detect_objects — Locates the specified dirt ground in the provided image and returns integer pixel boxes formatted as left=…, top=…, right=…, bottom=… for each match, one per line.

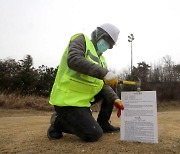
left=0, top=108, right=179, bottom=154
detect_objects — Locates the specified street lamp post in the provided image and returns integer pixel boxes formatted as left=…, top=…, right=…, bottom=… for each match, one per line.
left=128, top=34, right=135, bottom=75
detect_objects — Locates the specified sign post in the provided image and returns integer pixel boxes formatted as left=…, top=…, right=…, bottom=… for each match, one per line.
left=120, top=91, right=158, bottom=143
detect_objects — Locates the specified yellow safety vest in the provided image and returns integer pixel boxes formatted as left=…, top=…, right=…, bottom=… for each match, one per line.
left=49, top=33, right=107, bottom=107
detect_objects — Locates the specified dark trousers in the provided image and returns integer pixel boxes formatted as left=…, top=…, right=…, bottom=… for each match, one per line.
left=54, top=92, right=114, bottom=142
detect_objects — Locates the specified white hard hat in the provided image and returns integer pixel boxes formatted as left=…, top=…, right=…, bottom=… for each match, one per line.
left=99, top=23, right=120, bottom=43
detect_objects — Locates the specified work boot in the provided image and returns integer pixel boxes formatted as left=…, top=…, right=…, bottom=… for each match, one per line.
left=47, top=113, right=63, bottom=140
left=98, top=122, right=120, bottom=133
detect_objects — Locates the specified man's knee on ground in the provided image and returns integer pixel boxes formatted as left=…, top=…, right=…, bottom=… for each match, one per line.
left=82, top=128, right=103, bottom=142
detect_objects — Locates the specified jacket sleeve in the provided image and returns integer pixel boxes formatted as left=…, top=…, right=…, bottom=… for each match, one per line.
left=67, top=34, right=108, bottom=79
left=101, top=85, right=119, bottom=103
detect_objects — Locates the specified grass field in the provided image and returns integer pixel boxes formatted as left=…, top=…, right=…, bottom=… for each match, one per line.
left=0, top=108, right=180, bottom=154
left=0, top=93, right=180, bottom=153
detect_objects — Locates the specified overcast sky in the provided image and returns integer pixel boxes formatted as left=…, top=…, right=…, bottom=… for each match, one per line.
left=0, top=0, right=180, bottom=72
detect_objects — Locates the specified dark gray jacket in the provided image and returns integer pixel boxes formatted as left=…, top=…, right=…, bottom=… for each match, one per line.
left=67, top=34, right=119, bottom=103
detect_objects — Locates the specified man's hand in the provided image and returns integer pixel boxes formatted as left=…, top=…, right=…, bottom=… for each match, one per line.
left=114, top=99, right=124, bottom=118
left=103, top=72, right=118, bottom=87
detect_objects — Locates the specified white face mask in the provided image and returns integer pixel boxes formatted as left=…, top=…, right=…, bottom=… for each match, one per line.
left=97, top=39, right=110, bottom=55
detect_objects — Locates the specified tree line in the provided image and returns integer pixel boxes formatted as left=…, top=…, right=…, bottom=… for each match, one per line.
left=0, top=55, right=180, bottom=100
left=118, top=55, right=180, bottom=101
left=0, top=55, right=57, bottom=96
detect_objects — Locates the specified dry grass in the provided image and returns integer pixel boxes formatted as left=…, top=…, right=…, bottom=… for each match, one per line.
left=0, top=93, right=180, bottom=153
left=157, top=100, right=180, bottom=111
left=0, top=93, right=101, bottom=112
left=0, top=109, right=179, bottom=154
left=0, top=93, right=179, bottom=112
left=0, top=93, right=53, bottom=111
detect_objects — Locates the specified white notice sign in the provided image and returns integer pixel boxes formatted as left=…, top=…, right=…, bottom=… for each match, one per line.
left=120, top=91, right=158, bottom=143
